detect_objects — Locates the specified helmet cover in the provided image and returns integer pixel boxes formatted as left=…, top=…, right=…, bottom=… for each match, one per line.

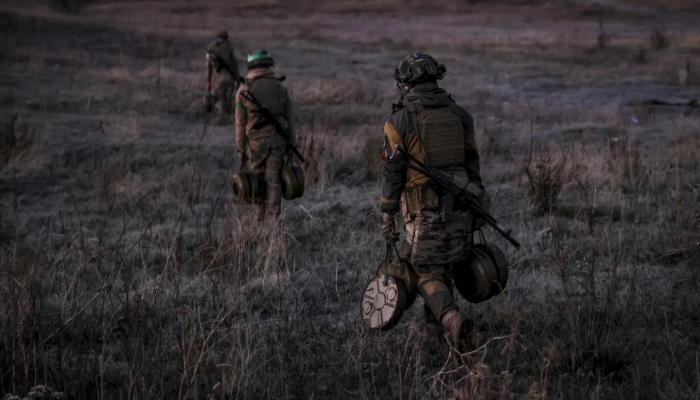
left=247, top=49, right=275, bottom=69
left=217, top=30, right=229, bottom=40
left=394, top=53, right=446, bottom=86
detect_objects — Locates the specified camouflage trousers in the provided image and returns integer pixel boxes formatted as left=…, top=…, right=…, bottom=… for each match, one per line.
left=402, top=208, right=474, bottom=323
left=414, top=263, right=458, bottom=325
left=214, top=78, right=236, bottom=121
left=249, top=134, right=286, bottom=220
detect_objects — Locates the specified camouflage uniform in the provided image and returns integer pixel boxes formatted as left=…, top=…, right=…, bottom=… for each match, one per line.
left=206, top=33, right=240, bottom=122
left=235, top=68, right=293, bottom=220
left=381, top=81, right=482, bottom=328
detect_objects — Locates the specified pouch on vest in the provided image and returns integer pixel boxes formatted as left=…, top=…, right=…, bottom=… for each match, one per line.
left=405, top=187, right=440, bottom=213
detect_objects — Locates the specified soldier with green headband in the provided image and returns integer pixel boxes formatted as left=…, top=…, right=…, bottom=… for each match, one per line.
left=235, top=49, right=294, bottom=221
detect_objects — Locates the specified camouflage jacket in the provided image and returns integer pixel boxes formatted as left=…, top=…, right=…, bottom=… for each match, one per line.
left=206, top=38, right=239, bottom=80
left=380, top=82, right=482, bottom=215
left=235, top=68, right=293, bottom=151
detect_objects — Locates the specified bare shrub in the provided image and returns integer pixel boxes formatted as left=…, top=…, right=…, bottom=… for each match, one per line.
left=659, top=207, right=700, bottom=261
left=5, top=385, right=66, bottom=400
left=551, top=219, right=637, bottom=369
left=526, top=149, right=567, bottom=213
left=475, top=121, right=503, bottom=163
left=296, top=127, right=331, bottom=187
left=636, top=47, right=647, bottom=63
left=93, top=153, right=133, bottom=201
left=597, top=20, right=610, bottom=50
left=293, top=113, right=355, bottom=188
left=169, top=163, right=209, bottom=208
left=651, top=28, right=667, bottom=50
left=0, top=115, right=16, bottom=168
left=607, top=127, right=629, bottom=160
left=50, top=0, right=92, bottom=14
left=359, top=134, right=383, bottom=181
left=0, top=114, right=35, bottom=170
left=618, top=149, right=647, bottom=193
left=292, top=78, right=387, bottom=107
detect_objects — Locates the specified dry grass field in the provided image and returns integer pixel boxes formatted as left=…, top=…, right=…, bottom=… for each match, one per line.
left=1, top=0, right=700, bottom=399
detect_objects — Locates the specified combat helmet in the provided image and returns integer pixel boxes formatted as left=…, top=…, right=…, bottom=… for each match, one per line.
left=247, top=49, right=275, bottom=69
left=394, top=53, right=446, bottom=87
left=217, top=30, right=229, bottom=40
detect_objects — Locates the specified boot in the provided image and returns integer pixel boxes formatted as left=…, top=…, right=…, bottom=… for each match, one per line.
left=422, top=303, right=444, bottom=338
left=254, top=204, right=265, bottom=222
left=423, top=321, right=445, bottom=339
left=441, top=310, right=462, bottom=347
left=441, top=310, right=473, bottom=350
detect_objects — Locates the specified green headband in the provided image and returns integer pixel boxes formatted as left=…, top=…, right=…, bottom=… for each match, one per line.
left=247, top=51, right=272, bottom=63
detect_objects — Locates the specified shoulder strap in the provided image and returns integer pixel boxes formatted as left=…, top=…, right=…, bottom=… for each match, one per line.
left=391, top=101, right=404, bottom=114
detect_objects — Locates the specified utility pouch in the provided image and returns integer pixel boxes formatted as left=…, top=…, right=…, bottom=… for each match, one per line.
left=418, top=187, right=440, bottom=210
left=404, top=189, right=420, bottom=214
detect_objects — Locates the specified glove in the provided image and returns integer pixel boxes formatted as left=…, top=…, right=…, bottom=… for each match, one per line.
left=238, top=151, right=248, bottom=171
left=381, top=212, right=399, bottom=244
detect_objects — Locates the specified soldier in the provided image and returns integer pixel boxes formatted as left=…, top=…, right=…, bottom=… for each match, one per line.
left=235, top=49, right=294, bottom=220
left=206, top=30, right=240, bottom=124
left=380, top=53, right=485, bottom=347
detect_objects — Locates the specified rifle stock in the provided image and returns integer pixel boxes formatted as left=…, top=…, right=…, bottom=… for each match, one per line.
left=389, top=144, right=521, bottom=249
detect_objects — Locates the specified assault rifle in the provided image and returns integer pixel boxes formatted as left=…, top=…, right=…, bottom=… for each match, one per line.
left=207, top=49, right=239, bottom=80
left=389, top=144, right=521, bottom=249
left=239, top=90, right=306, bottom=163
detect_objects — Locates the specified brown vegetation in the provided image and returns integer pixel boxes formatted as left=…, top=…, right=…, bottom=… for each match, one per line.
left=1, top=1, right=700, bottom=399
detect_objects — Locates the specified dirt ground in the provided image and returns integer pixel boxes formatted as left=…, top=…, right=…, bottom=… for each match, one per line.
left=1, top=0, right=700, bottom=399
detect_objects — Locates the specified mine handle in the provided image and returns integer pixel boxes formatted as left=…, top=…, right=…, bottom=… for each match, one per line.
left=383, top=240, right=402, bottom=286
left=239, top=90, right=306, bottom=163
left=389, top=144, right=521, bottom=249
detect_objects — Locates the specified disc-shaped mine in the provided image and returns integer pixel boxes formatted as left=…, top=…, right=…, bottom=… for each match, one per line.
left=280, top=166, right=305, bottom=200
left=361, top=275, right=407, bottom=330
left=231, top=173, right=251, bottom=204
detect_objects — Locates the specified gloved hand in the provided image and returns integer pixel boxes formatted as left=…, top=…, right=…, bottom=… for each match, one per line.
left=238, top=151, right=248, bottom=171
left=381, top=212, right=399, bottom=243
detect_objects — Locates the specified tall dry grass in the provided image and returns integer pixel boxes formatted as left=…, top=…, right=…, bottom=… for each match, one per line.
left=2, top=2, right=700, bottom=399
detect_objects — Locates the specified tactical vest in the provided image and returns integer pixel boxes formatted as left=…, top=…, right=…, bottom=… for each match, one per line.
left=247, top=77, right=286, bottom=117
left=404, top=101, right=468, bottom=212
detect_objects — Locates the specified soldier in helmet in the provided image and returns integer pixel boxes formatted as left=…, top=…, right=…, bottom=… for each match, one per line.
left=206, top=30, right=240, bottom=124
left=235, top=49, right=294, bottom=220
left=380, top=53, right=485, bottom=347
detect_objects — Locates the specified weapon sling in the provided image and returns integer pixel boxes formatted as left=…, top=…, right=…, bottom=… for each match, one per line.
left=239, top=90, right=306, bottom=163
left=389, top=144, right=521, bottom=248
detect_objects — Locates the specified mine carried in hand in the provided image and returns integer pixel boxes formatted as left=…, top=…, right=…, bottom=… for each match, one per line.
left=361, top=243, right=418, bottom=330
left=231, top=171, right=261, bottom=205
left=231, top=159, right=305, bottom=204
left=280, top=163, right=305, bottom=200
left=454, top=242, right=509, bottom=303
